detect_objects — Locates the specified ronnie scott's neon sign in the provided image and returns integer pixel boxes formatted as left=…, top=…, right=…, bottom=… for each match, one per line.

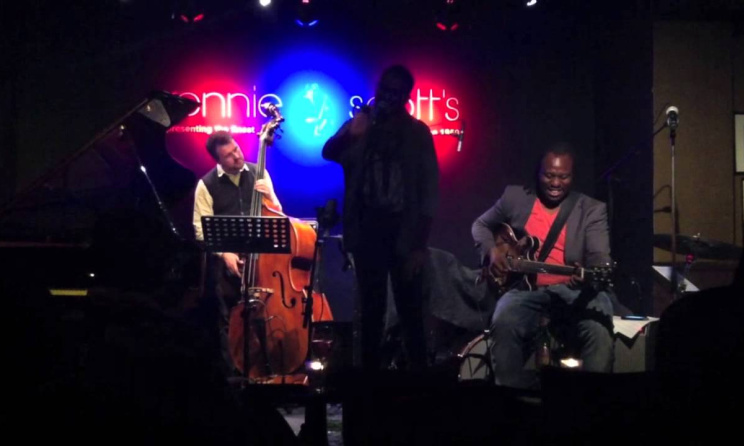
left=349, top=89, right=460, bottom=122
left=169, top=86, right=462, bottom=136
left=177, top=87, right=283, bottom=119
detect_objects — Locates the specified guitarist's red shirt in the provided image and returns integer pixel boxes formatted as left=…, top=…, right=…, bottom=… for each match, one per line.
left=524, top=199, right=570, bottom=287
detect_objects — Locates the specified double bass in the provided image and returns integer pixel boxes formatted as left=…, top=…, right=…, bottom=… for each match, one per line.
left=227, top=103, right=333, bottom=382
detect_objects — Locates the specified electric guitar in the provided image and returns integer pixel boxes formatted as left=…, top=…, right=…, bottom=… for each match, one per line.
left=483, top=223, right=614, bottom=296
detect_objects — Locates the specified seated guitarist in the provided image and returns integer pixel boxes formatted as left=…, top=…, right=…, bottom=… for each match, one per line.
left=471, top=142, right=614, bottom=389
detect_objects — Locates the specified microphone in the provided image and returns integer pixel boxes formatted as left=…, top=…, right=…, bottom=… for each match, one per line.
left=324, top=198, right=338, bottom=214
left=665, top=106, right=679, bottom=130
left=261, top=102, right=285, bottom=122
left=456, top=120, right=466, bottom=152
left=316, top=198, right=339, bottom=237
left=352, top=104, right=376, bottom=126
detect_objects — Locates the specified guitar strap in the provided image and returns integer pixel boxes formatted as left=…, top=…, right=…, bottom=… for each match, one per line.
left=537, top=191, right=579, bottom=263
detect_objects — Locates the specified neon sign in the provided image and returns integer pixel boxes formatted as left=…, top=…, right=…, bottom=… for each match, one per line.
left=169, top=86, right=462, bottom=135
left=160, top=40, right=472, bottom=224
left=177, top=86, right=283, bottom=119
left=349, top=88, right=460, bottom=122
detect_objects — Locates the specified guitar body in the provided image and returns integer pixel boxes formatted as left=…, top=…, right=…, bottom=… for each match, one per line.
left=488, top=223, right=541, bottom=294
left=484, top=223, right=614, bottom=297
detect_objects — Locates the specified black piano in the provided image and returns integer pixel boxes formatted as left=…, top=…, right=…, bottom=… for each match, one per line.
left=1, top=91, right=315, bottom=444
left=0, top=91, right=201, bottom=299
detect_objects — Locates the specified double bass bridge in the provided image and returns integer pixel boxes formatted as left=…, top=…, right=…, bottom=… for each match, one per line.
left=245, top=287, right=274, bottom=308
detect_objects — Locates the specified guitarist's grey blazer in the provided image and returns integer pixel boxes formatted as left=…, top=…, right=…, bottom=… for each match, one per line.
left=471, top=185, right=612, bottom=269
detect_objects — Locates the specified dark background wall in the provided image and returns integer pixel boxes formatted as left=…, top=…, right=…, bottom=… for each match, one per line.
left=2, top=1, right=665, bottom=313
left=651, top=20, right=744, bottom=314
left=592, top=14, right=654, bottom=315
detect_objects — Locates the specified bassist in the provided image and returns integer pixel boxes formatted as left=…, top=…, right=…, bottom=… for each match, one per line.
left=193, top=130, right=282, bottom=376
left=471, top=143, right=614, bottom=389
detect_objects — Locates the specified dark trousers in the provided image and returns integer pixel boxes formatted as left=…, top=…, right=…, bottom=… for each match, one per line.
left=196, top=256, right=241, bottom=377
left=352, top=214, right=427, bottom=371
left=489, top=284, right=615, bottom=389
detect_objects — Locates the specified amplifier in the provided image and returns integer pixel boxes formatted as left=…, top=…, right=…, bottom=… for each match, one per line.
left=613, top=316, right=659, bottom=373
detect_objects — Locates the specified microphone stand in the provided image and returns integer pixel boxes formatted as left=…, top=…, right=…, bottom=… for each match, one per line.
left=299, top=203, right=337, bottom=446
left=303, top=200, right=339, bottom=362
left=596, top=126, right=668, bottom=314
left=668, top=125, right=679, bottom=300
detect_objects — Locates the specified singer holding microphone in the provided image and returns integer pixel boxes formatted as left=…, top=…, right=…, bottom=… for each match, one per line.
left=322, top=65, right=440, bottom=372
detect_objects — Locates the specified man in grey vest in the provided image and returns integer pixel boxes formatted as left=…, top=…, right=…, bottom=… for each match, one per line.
left=193, top=131, right=282, bottom=374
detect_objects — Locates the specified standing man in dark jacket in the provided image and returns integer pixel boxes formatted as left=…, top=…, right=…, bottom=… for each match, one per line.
left=322, top=65, right=440, bottom=371
left=472, top=143, right=614, bottom=388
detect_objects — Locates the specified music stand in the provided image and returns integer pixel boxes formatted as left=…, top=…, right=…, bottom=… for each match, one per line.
left=201, top=215, right=291, bottom=383
left=202, top=215, right=291, bottom=254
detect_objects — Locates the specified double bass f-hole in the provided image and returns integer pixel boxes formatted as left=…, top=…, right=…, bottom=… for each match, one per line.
left=270, top=270, right=296, bottom=309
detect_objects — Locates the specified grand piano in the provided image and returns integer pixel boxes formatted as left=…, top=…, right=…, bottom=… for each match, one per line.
left=0, top=91, right=201, bottom=298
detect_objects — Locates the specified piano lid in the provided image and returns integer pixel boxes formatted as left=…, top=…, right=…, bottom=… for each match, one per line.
left=0, top=91, right=200, bottom=246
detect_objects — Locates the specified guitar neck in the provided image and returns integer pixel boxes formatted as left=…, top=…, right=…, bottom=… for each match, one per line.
left=512, top=260, right=581, bottom=277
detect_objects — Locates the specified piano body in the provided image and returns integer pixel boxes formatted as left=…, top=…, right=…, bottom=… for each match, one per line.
left=0, top=91, right=201, bottom=299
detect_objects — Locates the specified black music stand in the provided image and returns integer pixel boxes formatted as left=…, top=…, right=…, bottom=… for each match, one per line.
left=202, top=215, right=291, bottom=255
left=201, top=215, right=291, bottom=383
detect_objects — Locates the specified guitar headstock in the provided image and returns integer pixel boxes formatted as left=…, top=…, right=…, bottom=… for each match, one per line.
left=587, top=263, right=615, bottom=290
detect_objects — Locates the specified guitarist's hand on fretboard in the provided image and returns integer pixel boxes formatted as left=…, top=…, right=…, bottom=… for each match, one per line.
left=568, top=262, right=585, bottom=288
left=488, top=246, right=510, bottom=277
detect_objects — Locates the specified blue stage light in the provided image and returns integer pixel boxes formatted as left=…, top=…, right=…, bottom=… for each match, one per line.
left=275, top=71, right=347, bottom=166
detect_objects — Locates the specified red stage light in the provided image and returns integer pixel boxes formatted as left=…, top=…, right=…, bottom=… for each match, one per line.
left=435, top=0, right=461, bottom=32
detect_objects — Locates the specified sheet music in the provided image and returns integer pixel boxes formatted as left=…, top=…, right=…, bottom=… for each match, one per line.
left=652, top=265, right=700, bottom=292
left=613, top=316, right=659, bottom=339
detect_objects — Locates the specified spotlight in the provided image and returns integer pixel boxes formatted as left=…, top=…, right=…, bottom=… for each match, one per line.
left=296, top=0, right=319, bottom=27
left=172, top=0, right=205, bottom=24
left=435, top=0, right=461, bottom=32
left=526, top=0, right=537, bottom=6
left=259, top=0, right=271, bottom=7
left=307, top=360, right=325, bottom=371
left=559, top=357, right=583, bottom=369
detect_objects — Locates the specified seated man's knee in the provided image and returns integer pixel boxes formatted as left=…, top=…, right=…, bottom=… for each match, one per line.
left=577, top=319, right=614, bottom=346
left=590, top=291, right=614, bottom=316
left=490, top=313, right=521, bottom=339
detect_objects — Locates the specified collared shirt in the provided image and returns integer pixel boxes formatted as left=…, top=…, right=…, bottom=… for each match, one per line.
left=193, top=164, right=281, bottom=241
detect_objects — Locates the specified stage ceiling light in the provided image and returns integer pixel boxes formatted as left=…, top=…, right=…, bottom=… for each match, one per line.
left=296, top=0, right=319, bottom=27
left=259, top=0, right=272, bottom=7
left=435, top=0, right=461, bottom=32
left=171, top=0, right=205, bottom=24
left=526, top=0, right=538, bottom=7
